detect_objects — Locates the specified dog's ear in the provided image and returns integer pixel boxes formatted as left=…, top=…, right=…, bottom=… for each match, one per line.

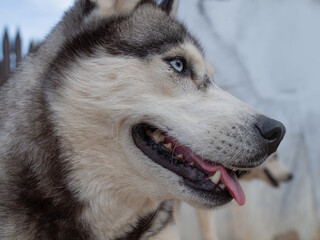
left=90, top=0, right=141, bottom=18
left=159, top=0, right=179, bottom=17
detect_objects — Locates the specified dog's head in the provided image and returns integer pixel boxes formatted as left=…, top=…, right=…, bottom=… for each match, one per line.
left=47, top=0, right=286, bottom=208
left=241, top=153, right=293, bottom=187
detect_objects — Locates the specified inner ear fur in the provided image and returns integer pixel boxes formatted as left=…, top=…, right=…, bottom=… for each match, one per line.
left=159, top=0, right=179, bottom=17
left=90, top=0, right=141, bottom=18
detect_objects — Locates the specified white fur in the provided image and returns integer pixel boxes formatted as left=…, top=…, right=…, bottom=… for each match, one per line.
left=194, top=154, right=293, bottom=240
left=91, top=0, right=141, bottom=18
left=151, top=223, right=180, bottom=240
left=169, top=0, right=179, bottom=18
left=0, top=1, right=272, bottom=239
left=47, top=38, right=261, bottom=237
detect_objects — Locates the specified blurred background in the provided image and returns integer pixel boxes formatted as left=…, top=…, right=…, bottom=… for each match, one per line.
left=1, top=0, right=319, bottom=239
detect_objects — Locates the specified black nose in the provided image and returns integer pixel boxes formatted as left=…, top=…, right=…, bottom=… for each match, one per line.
left=255, top=116, right=286, bottom=155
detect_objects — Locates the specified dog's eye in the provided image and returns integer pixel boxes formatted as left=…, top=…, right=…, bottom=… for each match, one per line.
left=169, top=59, right=184, bottom=73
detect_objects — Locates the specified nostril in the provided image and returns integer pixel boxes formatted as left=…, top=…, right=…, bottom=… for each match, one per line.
left=255, top=115, right=286, bottom=154
left=262, top=126, right=282, bottom=142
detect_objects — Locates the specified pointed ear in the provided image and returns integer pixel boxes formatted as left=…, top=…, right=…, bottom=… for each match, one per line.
left=90, top=0, right=141, bottom=18
left=159, top=0, right=179, bottom=17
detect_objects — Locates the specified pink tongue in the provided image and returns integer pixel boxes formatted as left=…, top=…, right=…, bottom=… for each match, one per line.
left=166, top=138, right=246, bottom=206
left=222, top=169, right=246, bottom=206
left=198, top=163, right=246, bottom=206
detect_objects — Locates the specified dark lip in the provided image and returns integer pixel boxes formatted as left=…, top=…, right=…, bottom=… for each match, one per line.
left=132, top=124, right=208, bottom=182
left=131, top=123, right=247, bottom=205
left=184, top=178, right=233, bottom=207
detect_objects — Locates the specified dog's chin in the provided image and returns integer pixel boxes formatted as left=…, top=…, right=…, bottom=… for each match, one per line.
left=131, top=123, right=259, bottom=207
left=181, top=180, right=233, bottom=208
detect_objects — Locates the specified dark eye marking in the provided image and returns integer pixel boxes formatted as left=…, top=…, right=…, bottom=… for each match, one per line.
left=198, top=74, right=213, bottom=90
left=163, top=57, right=212, bottom=90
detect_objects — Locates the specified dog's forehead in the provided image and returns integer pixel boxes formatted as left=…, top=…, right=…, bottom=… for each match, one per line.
left=112, top=2, right=203, bottom=57
left=54, top=1, right=204, bottom=73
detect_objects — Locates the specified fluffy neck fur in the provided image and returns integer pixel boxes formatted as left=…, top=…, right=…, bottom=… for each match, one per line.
left=0, top=1, right=174, bottom=238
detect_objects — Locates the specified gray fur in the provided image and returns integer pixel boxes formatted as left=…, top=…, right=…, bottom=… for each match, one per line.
left=0, top=1, right=179, bottom=239
left=0, top=0, right=284, bottom=239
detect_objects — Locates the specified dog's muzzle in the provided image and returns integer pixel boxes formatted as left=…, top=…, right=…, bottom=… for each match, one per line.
left=131, top=116, right=285, bottom=207
left=132, top=124, right=249, bottom=206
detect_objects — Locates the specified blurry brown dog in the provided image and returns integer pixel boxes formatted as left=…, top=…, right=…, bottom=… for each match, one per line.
left=194, top=153, right=293, bottom=240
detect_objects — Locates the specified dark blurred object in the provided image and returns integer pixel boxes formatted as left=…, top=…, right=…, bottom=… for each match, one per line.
left=0, top=29, right=11, bottom=86
left=0, top=29, right=21, bottom=86
left=273, top=230, right=300, bottom=240
left=0, top=29, right=40, bottom=86
left=28, top=40, right=41, bottom=54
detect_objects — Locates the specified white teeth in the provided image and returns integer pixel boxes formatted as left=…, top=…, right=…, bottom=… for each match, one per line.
left=219, top=183, right=226, bottom=190
left=146, top=129, right=153, bottom=137
left=176, top=154, right=184, bottom=161
left=210, top=170, right=221, bottom=185
left=188, top=162, right=195, bottom=167
left=146, top=129, right=165, bottom=143
left=151, top=130, right=165, bottom=143
left=163, top=143, right=173, bottom=151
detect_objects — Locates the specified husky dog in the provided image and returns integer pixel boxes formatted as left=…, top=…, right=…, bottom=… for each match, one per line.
left=0, top=0, right=286, bottom=239
left=240, top=152, right=293, bottom=187
left=195, top=153, right=293, bottom=240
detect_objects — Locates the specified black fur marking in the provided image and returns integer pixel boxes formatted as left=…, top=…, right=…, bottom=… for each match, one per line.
left=114, top=210, right=159, bottom=240
left=198, top=74, right=213, bottom=91
left=1, top=90, right=93, bottom=239
left=47, top=0, right=202, bottom=88
left=83, top=0, right=96, bottom=16
left=159, top=0, right=175, bottom=14
left=145, top=200, right=175, bottom=239
left=114, top=201, right=174, bottom=240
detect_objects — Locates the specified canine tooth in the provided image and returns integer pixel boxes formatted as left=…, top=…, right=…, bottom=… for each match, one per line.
left=176, top=154, right=184, bottom=161
left=146, top=129, right=153, bottom=137
left=188, top=162, right=195, bottom=167
left=163, top=143, right=173, bottom=151
left=210, top=170, right=221, bottom=185
left=219, top=183, right=226, bottom=190
left=151, top=130, right=165, bottom=143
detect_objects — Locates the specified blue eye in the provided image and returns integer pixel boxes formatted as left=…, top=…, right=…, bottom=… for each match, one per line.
left=169, top=59, right=184, bottom=72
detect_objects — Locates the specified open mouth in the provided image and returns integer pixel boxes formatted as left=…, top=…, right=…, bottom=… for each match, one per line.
left=132, top=124, right=249, bottom=206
